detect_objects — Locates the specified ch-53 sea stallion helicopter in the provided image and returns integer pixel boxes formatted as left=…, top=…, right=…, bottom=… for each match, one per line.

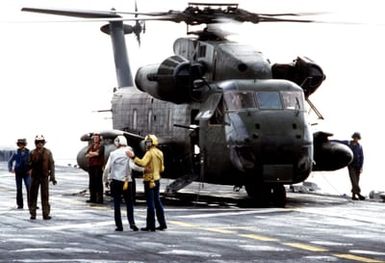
left=23, top=3, right=353, bottom=207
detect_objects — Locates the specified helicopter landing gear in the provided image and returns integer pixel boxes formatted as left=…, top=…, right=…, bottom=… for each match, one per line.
left=245, top=183, right=286, bottom=207
left=270, top=184, right=286, bottom=208
left=164, top=174, right=198, bottom=196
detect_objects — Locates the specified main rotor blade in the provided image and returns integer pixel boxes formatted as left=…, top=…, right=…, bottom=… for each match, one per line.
left=22, top=7, right=121, bottom=18
left=258, top=15, right=315, bottom=23
left=22, top=7, right=176, bottom=23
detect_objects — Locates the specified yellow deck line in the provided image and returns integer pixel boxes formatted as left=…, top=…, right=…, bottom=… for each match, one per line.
left=240, top=233, right=279, bottom=242
left=335, top=254, right=385, bottom=263
left=284, top=242, right=328, bottom=252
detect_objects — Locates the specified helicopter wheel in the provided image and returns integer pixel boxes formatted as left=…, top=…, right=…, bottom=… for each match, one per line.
left=245, top=183, right=286, bottom=207
left=245, top=183, right=270, bottom=207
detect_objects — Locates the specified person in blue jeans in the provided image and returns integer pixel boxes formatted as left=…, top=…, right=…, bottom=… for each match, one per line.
left=8, top=138, right=31, bottom=209
left=129, top=134, right=167, bottom=232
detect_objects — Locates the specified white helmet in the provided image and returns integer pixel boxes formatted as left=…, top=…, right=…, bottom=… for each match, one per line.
left=34, top=135, right=46, bottom=144
left=114, top=135, right=127, bottom=147
left=35, top=135, right=45, bottom=140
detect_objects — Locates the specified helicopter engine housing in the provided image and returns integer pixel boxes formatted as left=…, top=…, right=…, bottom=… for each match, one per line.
left=135, top=55, right=204, bottom=103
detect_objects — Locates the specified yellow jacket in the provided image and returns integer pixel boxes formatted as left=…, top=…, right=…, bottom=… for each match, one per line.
left=134, top=146, right=164, bottom=182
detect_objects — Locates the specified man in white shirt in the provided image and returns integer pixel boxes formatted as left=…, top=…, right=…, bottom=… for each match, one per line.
left=103, top=135, right=143, bottom=231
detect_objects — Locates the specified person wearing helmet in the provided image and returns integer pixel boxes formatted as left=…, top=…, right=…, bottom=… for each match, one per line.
left=28, top=135, right=56, bottom=220
left=8, top=138, right=30, bottom=209
left=103, top=135, right=144, bottom=231
left=128, top=134, right=167, bottom=231
left=85, top=132, right=105, bottom=204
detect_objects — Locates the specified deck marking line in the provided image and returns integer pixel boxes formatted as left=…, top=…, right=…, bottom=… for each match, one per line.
left=203, top=228, right=236, bottom=234
left=240, top=234, right=279, bottom=242
left=334, top=253, right=385, bottom=263
left=169, top=220, right=197, bottom=228
left=284, top=242, right=328, bottom=252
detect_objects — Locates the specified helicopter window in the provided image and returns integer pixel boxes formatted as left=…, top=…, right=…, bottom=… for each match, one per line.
left=224, top=91, right=256, bottom=111
left=132, top=109, right=138, bottom=130
left=198, top=45, right=207, bottom=58
left=210, top=98, right=224, bottom=125
left=256, top=92, right=282, bottom=110
left=167, top=109, right=172, bottom=132
left=281, top=91, right=304, bottom=110
left=148, top=109, right=153, bottom=129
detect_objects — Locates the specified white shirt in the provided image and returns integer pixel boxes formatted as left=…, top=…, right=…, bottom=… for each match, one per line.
left=103, top=146, right=143, bottom=183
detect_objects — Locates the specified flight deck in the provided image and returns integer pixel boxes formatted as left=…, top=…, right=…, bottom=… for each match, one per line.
left=1, top=162, right=384, bottom=262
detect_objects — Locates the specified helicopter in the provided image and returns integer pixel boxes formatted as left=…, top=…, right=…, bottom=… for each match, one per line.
left=22, top=3, right=353, bottom=207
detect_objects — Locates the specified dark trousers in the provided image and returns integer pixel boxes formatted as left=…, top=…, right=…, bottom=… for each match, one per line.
left=111, top=179, right=136, bottom=229
left=15, top=171, right=31, bottom=208
left=348, top=166, right=361, bottom=195
left=144, top=180, right=167, bottom=230
left=88, top=166, right=104, bottom=203
left=29, top=176, right=50, bottom=218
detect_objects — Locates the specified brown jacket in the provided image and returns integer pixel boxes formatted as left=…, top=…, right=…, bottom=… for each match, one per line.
left=29, top=147, right=55, bottom=181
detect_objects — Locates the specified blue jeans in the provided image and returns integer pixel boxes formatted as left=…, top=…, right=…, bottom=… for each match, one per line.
left=111, top=180, right=136, bottom=229
left=15, top=171, right=31, bottom=208
left=144, top=180, right=167, bottom=230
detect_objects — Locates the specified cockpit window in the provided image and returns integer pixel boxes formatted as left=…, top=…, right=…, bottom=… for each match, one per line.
left=281, top=91, right=304, bottom=110
left=256, top=91, right=282, bottom=110
left=224, top=90, right=304, bottom=111
left=224, top=91, right=256, bottom=111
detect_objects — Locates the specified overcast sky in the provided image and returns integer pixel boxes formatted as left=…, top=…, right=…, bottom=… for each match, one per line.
left=1, top=0, right=384, bottom=194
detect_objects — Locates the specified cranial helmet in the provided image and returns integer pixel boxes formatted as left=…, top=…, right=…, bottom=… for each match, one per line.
left=16, top=138, right=27, bottom=145
left=34, top=135, right=46, bottom=144
left=145, top=134, right=159, bottom=146
left=114, top=135, right=127, bottom=146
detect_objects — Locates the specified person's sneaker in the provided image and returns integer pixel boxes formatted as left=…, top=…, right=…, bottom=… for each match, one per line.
left=43, top=216, right=51, bottom=220
left=358, top=194, right=366, bottom=200
left=30, top=216, right=36, bottom=220
left=115, top=227, right=123, bottom=232
left=156, top=225, right=167, bottom=231
left=17, top=206, right=23, bottom=209
left=130, top=225, right=139, bottom=231
left=352, top=194, right=358, bottom=200
left=141, top=227, right=155, bottom=232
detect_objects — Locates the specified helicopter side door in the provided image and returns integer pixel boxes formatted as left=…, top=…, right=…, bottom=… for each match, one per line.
left=195, top=93, right=236, bottom=184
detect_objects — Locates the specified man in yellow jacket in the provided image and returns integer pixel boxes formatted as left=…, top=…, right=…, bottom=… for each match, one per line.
left=129, top=134, right=167, bottom=231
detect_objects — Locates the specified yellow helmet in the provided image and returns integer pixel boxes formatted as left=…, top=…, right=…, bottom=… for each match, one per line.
left=145, top=134, right=159, bottom=146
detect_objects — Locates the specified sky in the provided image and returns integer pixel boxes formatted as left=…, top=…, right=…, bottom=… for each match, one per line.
left=0, top=0, right=384, bottom=195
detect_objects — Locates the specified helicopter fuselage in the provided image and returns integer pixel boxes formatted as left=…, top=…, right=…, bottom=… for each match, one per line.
left=111, top=38, right=314, bottom=188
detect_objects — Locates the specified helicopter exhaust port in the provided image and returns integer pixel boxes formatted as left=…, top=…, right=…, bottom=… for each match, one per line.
left=135, top=55, right=205, bottom=104
left=272, top=56, right=326, bottom=97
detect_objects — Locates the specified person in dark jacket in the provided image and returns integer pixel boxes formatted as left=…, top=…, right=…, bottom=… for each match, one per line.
left=8, top=138, right=30, bottom=209
left=343, top=132, right=365, bottom=200
left=85, top=132, right=105, bottom=204
left=29, top=135, right=56, bottom=220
